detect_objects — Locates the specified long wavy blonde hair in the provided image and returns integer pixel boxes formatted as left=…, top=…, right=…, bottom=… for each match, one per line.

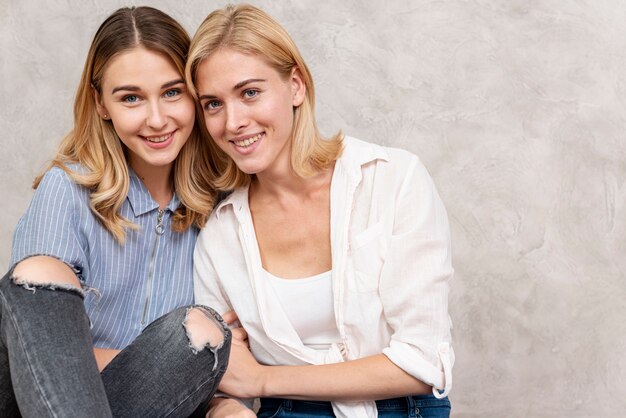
left=186, top=4, right=343, bottom=190
left=36, top=6, right=217, bottom=243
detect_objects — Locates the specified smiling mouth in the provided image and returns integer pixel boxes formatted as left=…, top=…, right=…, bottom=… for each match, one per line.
left=143, top=131, right=174, bottom=143
left=231, top=133, right=263, bottom=147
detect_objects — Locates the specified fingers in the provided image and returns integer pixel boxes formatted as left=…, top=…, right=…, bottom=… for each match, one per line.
left=221, top=311, right=248, bottom=347
left=231, top=327, right=249, bottom=349
left=231, top=326, right=248, bottom=342
left=221, top=310, right=239, bottom=325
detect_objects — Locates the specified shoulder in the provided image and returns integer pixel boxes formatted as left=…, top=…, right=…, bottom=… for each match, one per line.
left=39, top=165, right=71, bottom=185
left=340, top=136, right=423, bottom=177
left=198, top=188, right=246, bottom=246
left=35, top=166, right=75, bottom=199
left=30, top=164, right=93, bottom=216
left=340, top=136, right=388, bottom=161
left=37, top=163, right=88, bottom=192
left=11, top=165, right=91, bottom=271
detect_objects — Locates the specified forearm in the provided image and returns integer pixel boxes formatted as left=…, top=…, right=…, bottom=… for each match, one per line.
left=260, top=353, right=430, bottom=401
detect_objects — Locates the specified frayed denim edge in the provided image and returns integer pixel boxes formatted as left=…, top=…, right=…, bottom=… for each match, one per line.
left=9, top=274, right=101, bottom=299
left=182, top=306, right=227, bottom=372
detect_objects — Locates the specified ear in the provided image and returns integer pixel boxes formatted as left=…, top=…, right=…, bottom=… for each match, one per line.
left=290, top=67, right=306, bottom=107
left=92, top=86, right=110, bottom=120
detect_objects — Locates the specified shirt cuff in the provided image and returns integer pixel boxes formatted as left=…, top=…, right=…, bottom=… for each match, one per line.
left=382, top=341, right=454, bottom=398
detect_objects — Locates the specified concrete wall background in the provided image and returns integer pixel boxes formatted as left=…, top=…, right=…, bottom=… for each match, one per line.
left=1, top=0, right=624, bottom=416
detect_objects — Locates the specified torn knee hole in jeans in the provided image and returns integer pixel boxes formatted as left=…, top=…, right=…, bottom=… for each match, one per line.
left=183, top=307, right=228, bottom=370
left=8, top=275, right=99, bottom=299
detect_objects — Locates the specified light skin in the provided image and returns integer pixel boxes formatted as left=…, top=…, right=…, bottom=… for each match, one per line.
left=197, top=48, right=331, bottom=279
left=95, top=46, right=195, bottom=207
left=197, top=49, right=303, bottom=181
left=14, top=46, right=195, bottom=372
left=196, top=48, right=431, bottom=417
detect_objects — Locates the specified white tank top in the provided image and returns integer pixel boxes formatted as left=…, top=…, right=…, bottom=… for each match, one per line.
left=265, top=269, right=341, bottom=351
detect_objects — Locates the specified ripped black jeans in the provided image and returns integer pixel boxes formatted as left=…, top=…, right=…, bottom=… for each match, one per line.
left=0, top=272, right=231, bottom=417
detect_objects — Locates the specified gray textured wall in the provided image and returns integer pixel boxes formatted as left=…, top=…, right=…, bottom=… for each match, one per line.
left=1, top=0, right=624, bottom=416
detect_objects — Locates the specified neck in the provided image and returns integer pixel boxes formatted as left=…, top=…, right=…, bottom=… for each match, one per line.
left=251, top=162, right=334, bottom=203
left=130, top=162, right=174, bottom=209
left=254, top=169, right=306, bottom=197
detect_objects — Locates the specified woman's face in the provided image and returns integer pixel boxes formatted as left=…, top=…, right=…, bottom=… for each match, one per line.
left=195, top=48, right=305, bottom=176
left=95, top=47, right=195, bottom=176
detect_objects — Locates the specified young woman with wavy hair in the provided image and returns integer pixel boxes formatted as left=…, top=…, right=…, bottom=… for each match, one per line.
left=188, top=4, right=453, bottom=418
left=0, top=7, right=230, bottom=417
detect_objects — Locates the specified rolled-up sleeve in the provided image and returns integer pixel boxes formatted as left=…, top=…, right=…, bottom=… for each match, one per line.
left=379, top=155, right=454, bottom=398
left=10, top=167, right=88, bottom=280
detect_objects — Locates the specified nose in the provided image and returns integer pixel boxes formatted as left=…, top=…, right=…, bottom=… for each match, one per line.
left=146, top=101, right=167, bottom=130
left=225, top=102, right=249, bottom=133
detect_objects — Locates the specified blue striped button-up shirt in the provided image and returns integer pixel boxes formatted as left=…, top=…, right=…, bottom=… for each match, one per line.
left=10, top=166, right=198, bottom=349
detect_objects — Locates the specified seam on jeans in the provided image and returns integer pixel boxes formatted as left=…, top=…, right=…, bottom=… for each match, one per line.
left=0, top=286, right=56, bottom=416
left=260, top=404, right=283, bottom=418
left=412, top=396, right=451, bottom=408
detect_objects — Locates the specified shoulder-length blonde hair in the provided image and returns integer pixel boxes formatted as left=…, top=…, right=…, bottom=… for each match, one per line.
left=186, top=3, right=343, bottom=190
left=37, top=6, right=217, bottom=243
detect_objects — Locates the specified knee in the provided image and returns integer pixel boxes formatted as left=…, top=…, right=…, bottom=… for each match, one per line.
left=183, top=307, right=230, bottom=353
left=12, top=256, right=82, bottom=290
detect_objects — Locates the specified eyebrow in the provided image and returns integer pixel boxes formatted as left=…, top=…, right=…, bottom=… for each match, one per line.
left=199, top=78, right=267, bottom=101
left=111, top=79, right=185, bottom=94
left=234, top=78, right=266, bottom=90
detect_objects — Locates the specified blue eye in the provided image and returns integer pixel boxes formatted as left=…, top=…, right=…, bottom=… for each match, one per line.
left=243, top=89, right=259, bottom=99
left=123, top=95, right=140, bottom=103
left=204, top=100, right=221, bottom=111
left=164, top=89, right=181, bottom=98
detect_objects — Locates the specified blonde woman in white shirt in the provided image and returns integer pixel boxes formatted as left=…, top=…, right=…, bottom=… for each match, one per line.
left=187, top=4, right=454, bottom=418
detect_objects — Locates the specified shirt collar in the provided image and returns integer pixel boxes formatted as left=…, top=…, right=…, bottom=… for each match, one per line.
left=213, top=136, right=388, bottom=219
left=127, top=169, right=180, bottom=217
left=335, top=136, right=389, bottom=183
left=214, top=186, right=248, bottom=221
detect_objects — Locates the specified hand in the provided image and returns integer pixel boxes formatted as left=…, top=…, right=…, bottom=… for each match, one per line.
left=205, top=397, right=255, bottom=418
left=221, top=310, right=240, bottom=327
left=219, top=340, right=266, bottom=398
left=222, top=311, right=248, bottom=348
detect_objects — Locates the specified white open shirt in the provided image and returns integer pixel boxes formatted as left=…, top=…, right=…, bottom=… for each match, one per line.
left=194, top=137, right=454, bottom=418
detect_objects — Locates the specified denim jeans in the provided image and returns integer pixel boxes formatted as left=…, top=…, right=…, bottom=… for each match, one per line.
left=257, top=395, right=451, bottom=418
left=0, top=272, right=231, bottom=417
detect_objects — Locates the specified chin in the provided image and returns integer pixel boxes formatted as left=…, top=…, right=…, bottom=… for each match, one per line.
left=231, top=160, right=264, bottom=175
left=149, top=158, right=177, bottom=168
left=239, top=167, right=261, bottom=175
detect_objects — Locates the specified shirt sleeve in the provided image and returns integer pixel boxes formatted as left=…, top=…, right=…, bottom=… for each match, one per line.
left=379, top=155, right=454, bottom=399
left=193, top=224, right=255, bottom=410
left=10, top=167, right=89, bottom=281
left=193, top=225, right=232, bottom=316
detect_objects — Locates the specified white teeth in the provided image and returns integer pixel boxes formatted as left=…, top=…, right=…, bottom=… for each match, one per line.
left=233, top=133, right=262, bottom=147
left=145, top=133, right=171, bottom=143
